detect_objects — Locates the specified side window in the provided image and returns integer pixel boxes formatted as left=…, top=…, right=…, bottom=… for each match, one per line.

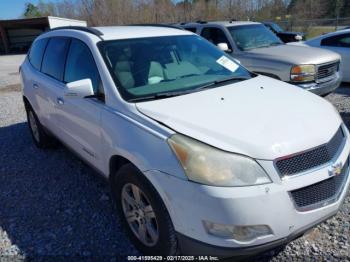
left=41, top=37, right=70, bottom=81
left=28, top=38, right=48, bottom=70
left=321, top=34, right=350, bottom=47
left=201, top=27, right=232, bottom=49
left=64, top=39, right=101, bottom=94
left=185, top=27, right=197, bottom=33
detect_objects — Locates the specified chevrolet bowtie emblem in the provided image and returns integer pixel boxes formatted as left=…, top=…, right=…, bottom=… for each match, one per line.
left=329, top=162, right=343, bottom=177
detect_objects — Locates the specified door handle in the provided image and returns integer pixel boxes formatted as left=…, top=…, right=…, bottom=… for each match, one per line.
left=57, top=97, right=64, bottom=105
left=33, top=84, right=39, bottom=89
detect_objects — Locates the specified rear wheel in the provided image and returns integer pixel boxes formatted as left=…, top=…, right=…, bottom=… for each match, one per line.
left=111, top=164, right=178, bottom=255
left=26, top=107, right=56, bottom=148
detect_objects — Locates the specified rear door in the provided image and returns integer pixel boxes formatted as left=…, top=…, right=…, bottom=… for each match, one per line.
left=37, top=37, right=71, bottom=135
left=25, top=38, right=49, bottom=125
left=321, top=33, right=350, bottom=81
left=55, top=38, right=104, bottom=169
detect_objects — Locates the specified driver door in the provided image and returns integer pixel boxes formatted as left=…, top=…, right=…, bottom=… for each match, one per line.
left=55, top=38, right=104, bottom=170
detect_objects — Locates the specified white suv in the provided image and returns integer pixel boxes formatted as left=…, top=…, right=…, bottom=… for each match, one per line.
left=21, top=25, right=350, bottom=257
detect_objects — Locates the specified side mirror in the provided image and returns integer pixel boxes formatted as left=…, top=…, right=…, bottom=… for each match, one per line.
left=65, top=79, right=94, bottom=98
left=295, top=35, right=303, bottom=41
left=217, top=43, right=232, bottom=53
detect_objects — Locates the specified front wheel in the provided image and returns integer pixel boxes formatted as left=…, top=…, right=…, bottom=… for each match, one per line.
left=111, top=164, right=178, bottom=255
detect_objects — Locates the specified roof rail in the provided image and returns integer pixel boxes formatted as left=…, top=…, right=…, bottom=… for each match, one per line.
left=49, top=26, right=104, bottom=39
left=128, top=24, right=184, bottom=30
left=196, top=20, right=207, bottom=24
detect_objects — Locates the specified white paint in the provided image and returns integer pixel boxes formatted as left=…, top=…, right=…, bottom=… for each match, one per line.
left=21, top=26, right=350, bottom=253
left=48, top=16, right=87, bottom=29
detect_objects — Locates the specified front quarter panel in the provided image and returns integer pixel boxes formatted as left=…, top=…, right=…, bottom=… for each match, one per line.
left=236, top=53, right=292, bottom=81
left=101, top=106, right=187, bottom=180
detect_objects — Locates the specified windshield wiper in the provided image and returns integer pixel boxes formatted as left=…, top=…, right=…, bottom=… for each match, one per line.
left=246, top=42, right=282, bottom=50
left=128, top=90, right=194, bottom=102
left=128, top=76, right=251, bottom=102
left=194, top=76, right=251, bottom=91
left=270, top=42, right=283, bottom=46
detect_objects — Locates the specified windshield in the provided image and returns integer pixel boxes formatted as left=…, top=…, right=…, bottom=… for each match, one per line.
left=269, top=23, right=283, bottom=33
left=228, top=24, right=283, bottom=51
left=98, top=35, right=252, bottom=102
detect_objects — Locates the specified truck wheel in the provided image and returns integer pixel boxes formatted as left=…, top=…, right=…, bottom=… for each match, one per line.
left=26, top=107, right=56, bottom=148
left=111, top=163, right=178, bottom=255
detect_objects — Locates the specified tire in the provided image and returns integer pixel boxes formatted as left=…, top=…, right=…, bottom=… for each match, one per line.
left=26, top=106, right=57, bottom=149
left=321, top=92, right=332, bottom=97
left=111, top=163, right=178, bottom=255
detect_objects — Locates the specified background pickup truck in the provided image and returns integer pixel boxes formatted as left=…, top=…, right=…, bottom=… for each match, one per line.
left=263, top=21, right=305, bottom=43
left=180, top=21, right=342, bottom=96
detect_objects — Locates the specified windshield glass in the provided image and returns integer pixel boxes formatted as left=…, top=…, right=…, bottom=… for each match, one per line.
left=99, top=35, right=252, bottom=102
left=228, top=24, right=283, bottom=51
left=270, top=23, right=283, bottom=33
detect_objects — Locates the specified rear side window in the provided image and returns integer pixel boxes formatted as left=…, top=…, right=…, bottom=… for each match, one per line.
left=28, top=38, right=48, bottom=70
left=41, top=37, right=70, bottom=81
left=185, top=27, right=197, bottom=33
left=321, top=34, right=350, bottom=47
left=64, top=39, right=101, bottom=93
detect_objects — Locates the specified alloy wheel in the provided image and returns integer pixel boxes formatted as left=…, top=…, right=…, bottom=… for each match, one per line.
left=121, top=183, right=159, bottom=246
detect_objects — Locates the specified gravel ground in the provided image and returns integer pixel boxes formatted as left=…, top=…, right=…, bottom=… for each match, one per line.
left=0, top=87, right=137, bottom=258
left=0, top=55, right=25, bottom=88
left=0, top=74, right=349, bottom=258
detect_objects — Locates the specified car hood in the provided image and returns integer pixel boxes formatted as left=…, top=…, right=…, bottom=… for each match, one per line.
left=136, top=75, right=342, bottom=160
left=246, top=44, right=340, bottom=65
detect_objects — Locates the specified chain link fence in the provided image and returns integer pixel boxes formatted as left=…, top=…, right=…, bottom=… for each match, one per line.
left=276, top=17, right=350, bottom=39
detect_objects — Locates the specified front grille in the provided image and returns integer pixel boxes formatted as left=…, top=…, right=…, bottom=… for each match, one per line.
left=317, top=61, right=339, bottom=81
left=276, top=127, right=345, bottom=176
left=290, top=158, right=349, bottom=211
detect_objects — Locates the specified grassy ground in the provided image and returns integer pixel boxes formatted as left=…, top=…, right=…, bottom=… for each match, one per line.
left=306, top=26, right=336, bottom=39
left=290, top=26, right=337, bottom=39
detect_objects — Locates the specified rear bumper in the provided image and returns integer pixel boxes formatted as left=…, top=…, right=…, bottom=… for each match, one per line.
left=176, top=211, right=336, bottom=257
left=296, top=72, right=342, bottom=96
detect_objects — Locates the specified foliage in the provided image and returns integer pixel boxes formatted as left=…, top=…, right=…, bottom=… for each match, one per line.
left=23, top=2, right=42, bottom=18
left=21, top=0, right=350, bottom=26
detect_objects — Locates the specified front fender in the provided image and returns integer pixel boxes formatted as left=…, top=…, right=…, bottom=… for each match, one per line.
left=101, top=107, right=187, bottom=180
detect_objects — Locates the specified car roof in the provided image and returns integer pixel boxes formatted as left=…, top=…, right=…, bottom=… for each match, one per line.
left=182, top=21, right=261, bottom=27
left=94, top=26, right=192, bottom=40
left=40, top=25, right=192, bottom=42
left=307, top=29, right=350, bottom=42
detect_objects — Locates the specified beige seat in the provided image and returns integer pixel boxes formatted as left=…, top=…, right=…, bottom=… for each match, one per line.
left=164, top=61, right=201, bottom=79
left=114, top=60, right=135, bottom=89
left=148, top=61, right=165, bottom=85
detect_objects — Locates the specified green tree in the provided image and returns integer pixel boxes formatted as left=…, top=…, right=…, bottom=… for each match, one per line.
left=23, top=2, right=42, bottom=18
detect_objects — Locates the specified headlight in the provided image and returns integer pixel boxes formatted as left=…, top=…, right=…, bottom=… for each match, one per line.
left=290, top=64, right=316, bottom=82
left=168, top=134, right=271, bottom=187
